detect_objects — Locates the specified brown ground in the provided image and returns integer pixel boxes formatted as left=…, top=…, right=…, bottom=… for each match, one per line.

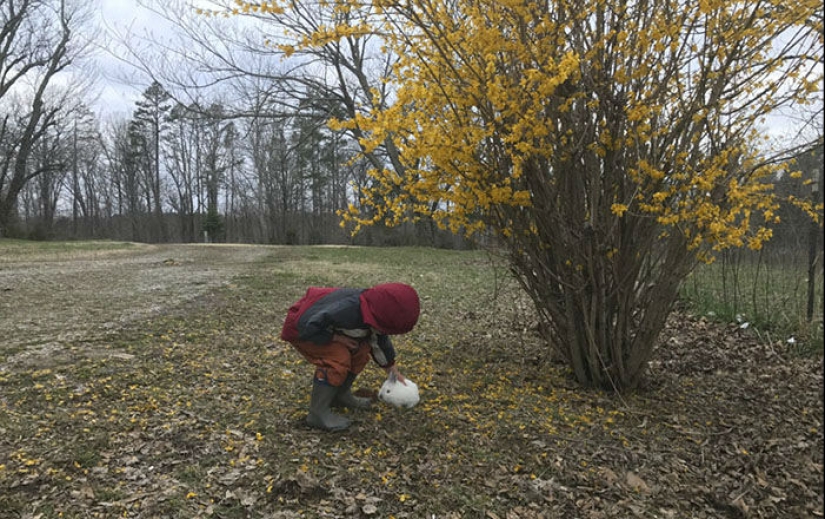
left=0, top=243, right=822, bottom=519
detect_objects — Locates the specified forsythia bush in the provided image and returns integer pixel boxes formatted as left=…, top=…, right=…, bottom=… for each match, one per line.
left=226, top=0, right=823, bottom=388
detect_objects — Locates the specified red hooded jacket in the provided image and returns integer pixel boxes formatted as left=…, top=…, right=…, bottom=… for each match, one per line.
left=280, top=284, right=420, bottom=367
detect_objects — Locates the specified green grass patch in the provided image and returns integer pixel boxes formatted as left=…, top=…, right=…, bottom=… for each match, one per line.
left=680, top=252, right=824, bottom=354
left=0, top=238, right=136, bottom=254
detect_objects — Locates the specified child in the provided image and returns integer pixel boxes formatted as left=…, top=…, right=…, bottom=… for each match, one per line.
left=280, top=283, right=420, bottom=431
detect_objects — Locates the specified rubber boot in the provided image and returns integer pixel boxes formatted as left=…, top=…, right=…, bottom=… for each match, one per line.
left=306, top=381, right=351, bottom=431
left=333, top=373, right=372, bottom=410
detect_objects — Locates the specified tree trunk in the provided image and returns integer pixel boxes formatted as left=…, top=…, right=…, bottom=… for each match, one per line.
left=0, top=197, right=19, bottom=237
left=0, top=0, right=72, bottom=237
left=508, top=179, right=696, bottom=390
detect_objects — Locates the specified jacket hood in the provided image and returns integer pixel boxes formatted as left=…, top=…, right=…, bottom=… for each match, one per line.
left=360, top=283, right=420, bottom=335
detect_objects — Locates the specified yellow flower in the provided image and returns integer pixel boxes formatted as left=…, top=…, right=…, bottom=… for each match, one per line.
left=611, top=204, right=629, bottom=217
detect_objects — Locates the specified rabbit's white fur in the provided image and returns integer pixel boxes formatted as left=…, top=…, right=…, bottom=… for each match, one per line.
left=379, top=375, right=420, bottom=408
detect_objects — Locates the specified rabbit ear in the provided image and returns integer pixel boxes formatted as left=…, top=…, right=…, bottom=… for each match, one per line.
left=387, top=370, right=398, bottom=383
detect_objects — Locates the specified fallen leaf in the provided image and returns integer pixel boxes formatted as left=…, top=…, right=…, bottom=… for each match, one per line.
left=626, top=472, right=651, bottom=493
left=732, top=495, right=750, bottom=515
left=598, top=467, right=619, bottom=486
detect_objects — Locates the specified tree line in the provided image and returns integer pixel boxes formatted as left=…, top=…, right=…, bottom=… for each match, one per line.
left=2, top=73, right=426, bottom=245
left=13, top=80, right=369, bottom=245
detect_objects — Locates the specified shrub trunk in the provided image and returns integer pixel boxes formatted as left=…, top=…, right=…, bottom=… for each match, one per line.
left=503, top=170, right=697, bottom=390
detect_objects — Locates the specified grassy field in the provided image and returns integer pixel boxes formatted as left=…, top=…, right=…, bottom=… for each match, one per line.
left=0, top=238, right=138, bottom=258
left=0, top=241, right=822, bottom=518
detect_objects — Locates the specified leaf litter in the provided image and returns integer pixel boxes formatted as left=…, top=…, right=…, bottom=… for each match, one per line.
left=0, top=243, right=821, bottom=518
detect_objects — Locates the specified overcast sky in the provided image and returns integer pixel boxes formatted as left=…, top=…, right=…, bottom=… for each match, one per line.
left=90, top=0, right=214, bottom=119
left=88, top=0, right=261, bottom=121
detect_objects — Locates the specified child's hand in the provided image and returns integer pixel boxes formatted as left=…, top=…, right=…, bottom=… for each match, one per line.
left=386, top=365, right=408, bottom=385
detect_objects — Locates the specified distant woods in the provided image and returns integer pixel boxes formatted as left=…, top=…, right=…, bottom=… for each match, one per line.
left=1, top=76, right=464, bottom=245
left=1, top=76, right=415, bottom=245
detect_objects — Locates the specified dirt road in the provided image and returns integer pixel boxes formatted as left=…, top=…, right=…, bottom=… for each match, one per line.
left=0, top=243, right=275, bottom=366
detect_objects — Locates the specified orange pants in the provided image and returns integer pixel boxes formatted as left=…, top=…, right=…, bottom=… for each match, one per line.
left=290, top=338, right=371, bottom=386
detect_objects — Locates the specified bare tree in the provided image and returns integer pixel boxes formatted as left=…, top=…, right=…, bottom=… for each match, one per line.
left=165, top=102, right=202, bottom=242
left=131, top=80, right=172, bottom=241
left=0, top=0, right=92, bottom=236
left=200, top=102, right=238, bottom=243
left=67, top=104, right=103, bottom=238
left=247, top=110, right=296, bottom=243
left=123, top=1, right=403, bottom=190
left=102, top=119, right=147, bottom=241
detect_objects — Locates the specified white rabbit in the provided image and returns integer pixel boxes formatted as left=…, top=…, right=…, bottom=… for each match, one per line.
left=378, top=371, right=420, bottom=408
